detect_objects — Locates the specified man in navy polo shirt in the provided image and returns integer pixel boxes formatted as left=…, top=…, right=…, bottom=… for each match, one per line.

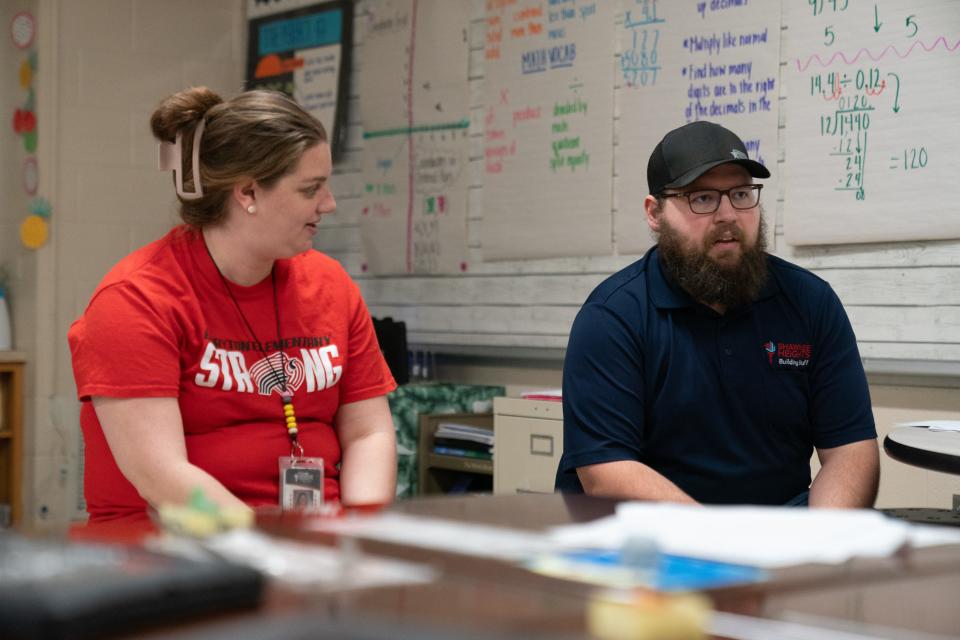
left=556, top=121, right=879, bottom=507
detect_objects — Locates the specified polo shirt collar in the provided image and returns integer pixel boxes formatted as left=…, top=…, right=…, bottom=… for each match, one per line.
left=756, top=264, right=780, bottom=301
left=647, top=245, right=781, bottom=311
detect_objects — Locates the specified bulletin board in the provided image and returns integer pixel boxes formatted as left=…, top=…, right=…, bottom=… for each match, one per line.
left=245, top=0, right=352, bottom=160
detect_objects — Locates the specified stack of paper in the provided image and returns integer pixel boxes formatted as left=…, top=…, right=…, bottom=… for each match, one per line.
left=309, top=513, right=546, bottom=562
left=897, top=420, right=960, bottom=432
left=549, top=503, right=960, bottom=569
left=433, top=422, right=493, bottom=459
left=521, top=388, right=562, bottom=401
left=195, top=529, right=437, bottom=591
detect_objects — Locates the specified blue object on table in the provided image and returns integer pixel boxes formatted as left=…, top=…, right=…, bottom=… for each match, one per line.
left=556, top=547, right=766, bottom=591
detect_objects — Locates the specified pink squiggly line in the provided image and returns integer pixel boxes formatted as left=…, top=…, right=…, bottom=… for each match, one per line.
left=796, top=36, right=960, bottom=72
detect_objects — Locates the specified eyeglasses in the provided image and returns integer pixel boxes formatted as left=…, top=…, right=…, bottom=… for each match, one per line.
left=659, top=184, right=762, bottom=215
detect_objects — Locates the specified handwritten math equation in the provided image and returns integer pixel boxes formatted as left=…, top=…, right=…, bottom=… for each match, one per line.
left=485, top=0, right=603, bottom=176
left=800, top=3, right=942, bottom=201
left=621, top=0, right=663, bottom=88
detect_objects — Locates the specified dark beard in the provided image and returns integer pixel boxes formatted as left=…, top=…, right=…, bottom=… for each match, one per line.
left=657, top=214, right=769, bottom=310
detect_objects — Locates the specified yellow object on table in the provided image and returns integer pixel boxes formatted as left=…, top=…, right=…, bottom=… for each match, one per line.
left=157, top=488, right=254, bottom=538
left=587, top=588, right=711, bottom=640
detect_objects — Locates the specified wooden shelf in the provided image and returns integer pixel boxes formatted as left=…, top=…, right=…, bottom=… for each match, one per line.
left=417, top=412, right=493, bottom=496
left=0, top=359, right=24, bottom=527
left=424, top=453, right=493, bottom=475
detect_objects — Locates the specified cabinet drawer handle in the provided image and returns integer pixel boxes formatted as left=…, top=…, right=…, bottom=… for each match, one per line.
left=530, top=434, right=553, bottom=456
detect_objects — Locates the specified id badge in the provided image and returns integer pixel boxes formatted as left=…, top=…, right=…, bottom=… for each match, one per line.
left=279, top=456, right=324, bottom=512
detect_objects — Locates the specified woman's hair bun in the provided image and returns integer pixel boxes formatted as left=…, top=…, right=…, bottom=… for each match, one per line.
left=150, top=86, right=223, bottom=142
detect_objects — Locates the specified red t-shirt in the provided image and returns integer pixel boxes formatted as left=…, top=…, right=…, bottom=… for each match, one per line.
left=69, top=226, right=396, bottom=522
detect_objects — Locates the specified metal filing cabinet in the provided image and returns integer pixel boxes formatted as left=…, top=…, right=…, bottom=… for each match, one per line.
left=493, top=397, right=563, bottom=494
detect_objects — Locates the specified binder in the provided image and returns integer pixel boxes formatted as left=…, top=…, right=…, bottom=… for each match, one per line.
left=372, top=316, right=409, bottom=384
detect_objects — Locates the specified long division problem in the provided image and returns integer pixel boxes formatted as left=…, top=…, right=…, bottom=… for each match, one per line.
left=784, top=2, right=959, bottom=245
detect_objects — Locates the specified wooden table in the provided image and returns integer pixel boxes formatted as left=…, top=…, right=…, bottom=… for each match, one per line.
left=54, top=494, right=960, bottom=638
left=253, top=493, right=960, bottom=638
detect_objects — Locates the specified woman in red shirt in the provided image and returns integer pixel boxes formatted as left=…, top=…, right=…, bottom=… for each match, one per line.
left=69, top=88, right=397, bottom=522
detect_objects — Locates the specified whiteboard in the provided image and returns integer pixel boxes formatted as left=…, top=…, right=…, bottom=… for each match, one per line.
left=356, top=0, right=472, bottom=274
left=784, top=0, right=960, bottom=245
left=481, top=0, right=615, bottom=260
left=315, top=0, right=960, bottom=374
left=617, top=0, right=782, bottom=255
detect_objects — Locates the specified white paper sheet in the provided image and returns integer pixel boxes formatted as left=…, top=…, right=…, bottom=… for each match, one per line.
left=358, top=0, right=471, bottom=131
left=357, top=0, right=472, bottom=274
left=292, top=44, right=342, bottom=138
left=897, top=420, right=960, bottom=432
left=906, top=523, right=960, bottom=549
left=360, top=131, right=470, bottom=274
left=153, top=529, right=437, bottom=591
left=521, top=388, right=563, bottom=400
left=481, top=0, right=616, bottom=260
left=616, top=0, right=782, bottom=255
left=549, top=503, right=960, bottom=568
left=309, top=512, right=550, bottom=561
left=783, top=2, right=960, bottom=245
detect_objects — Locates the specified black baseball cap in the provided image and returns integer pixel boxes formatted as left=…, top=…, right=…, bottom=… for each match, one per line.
left=647, top=121, right=770, bottom=195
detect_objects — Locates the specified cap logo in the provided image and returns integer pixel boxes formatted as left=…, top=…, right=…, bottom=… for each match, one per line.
left=730, top=149, right=747, bottom=160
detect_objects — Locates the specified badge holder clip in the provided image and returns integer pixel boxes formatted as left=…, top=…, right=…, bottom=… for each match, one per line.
left=279, top=455, right=324, bottom=512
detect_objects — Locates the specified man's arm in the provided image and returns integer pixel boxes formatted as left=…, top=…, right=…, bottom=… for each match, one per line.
left=809, top=439, right=879, bottom=508
left=577, top=460, right=699, bottom=504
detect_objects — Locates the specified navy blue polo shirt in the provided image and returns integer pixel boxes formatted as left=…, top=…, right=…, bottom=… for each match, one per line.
left=555, top=246, right=875, bottom=505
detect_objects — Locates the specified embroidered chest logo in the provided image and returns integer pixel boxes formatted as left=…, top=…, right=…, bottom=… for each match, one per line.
left=763, top=341, right=776, bottom=364
left=194, top=341, right=342, bottom=394
left=764, top=341, right=811, bottom=370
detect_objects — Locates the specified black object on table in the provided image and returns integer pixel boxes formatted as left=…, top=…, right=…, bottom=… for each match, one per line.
left=0, top=533, right=264, bottom=640
left=880, top=507, right=960, bottom=527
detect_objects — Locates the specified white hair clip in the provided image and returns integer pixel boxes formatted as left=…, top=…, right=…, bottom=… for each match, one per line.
left=158, top=119, right=205, bottom=200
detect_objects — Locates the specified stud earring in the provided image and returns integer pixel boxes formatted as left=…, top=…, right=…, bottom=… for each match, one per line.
left=247, top=205, right=256, bottom=214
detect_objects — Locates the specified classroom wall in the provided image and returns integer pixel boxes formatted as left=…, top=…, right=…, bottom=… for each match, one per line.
left=1, top=0, right=45, bottom=527
left=9, top=0, right=246, bottom=529
left=0, top=1, right=37, bottom=295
